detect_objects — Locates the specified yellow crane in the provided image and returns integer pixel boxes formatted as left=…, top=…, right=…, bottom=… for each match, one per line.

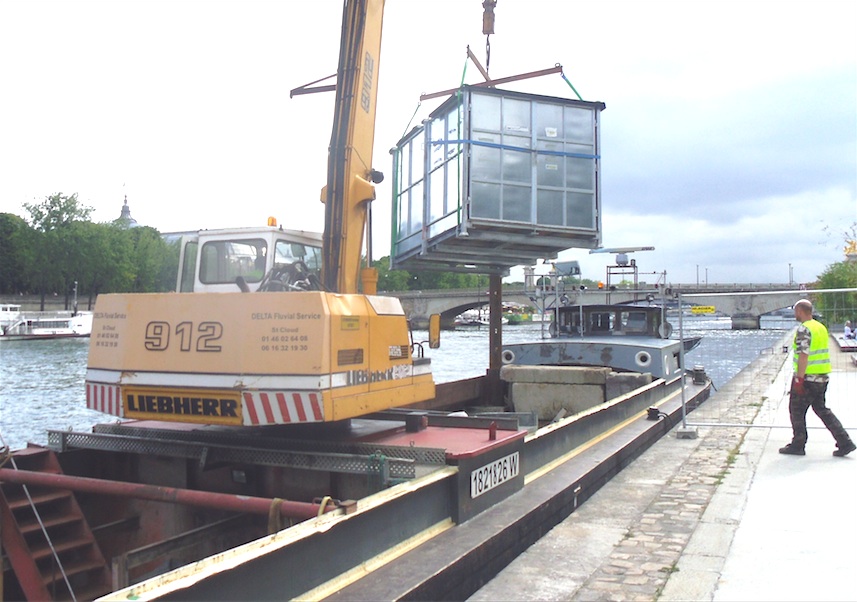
left=85, top=0, right=436, bottom=427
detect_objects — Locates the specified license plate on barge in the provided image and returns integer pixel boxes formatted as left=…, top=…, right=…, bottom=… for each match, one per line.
left=470, top=452, right=520, bottom=498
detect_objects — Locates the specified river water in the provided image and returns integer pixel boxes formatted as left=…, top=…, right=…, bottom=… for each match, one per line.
left=0, top=316, right=795, bottom=452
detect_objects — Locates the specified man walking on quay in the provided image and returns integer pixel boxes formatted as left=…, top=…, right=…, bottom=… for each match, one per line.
left=780, top=299, right=856, bottom=457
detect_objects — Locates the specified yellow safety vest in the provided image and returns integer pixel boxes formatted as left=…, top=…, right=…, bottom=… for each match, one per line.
left=793, top=319, right=831, bottom=375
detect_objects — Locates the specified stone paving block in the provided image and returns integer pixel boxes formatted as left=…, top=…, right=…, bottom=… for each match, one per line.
left=659, top=567, right=719, bottom=601
left=701, top=491, right=746, bottom=524
left=670, top=552, right=727, bottom=572
left=683, top=522, right=737, bottom=556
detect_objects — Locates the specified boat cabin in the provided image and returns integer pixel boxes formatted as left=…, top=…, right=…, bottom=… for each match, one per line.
left=551, top=304, right=672, bottom=339
left=501, top=303, right=700, bottom=379
left=1, top=303, right=22, bottom=324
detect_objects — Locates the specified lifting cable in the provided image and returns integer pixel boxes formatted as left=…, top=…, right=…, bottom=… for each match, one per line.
left=399, top=101, right=422, bottom=141
left=561, top=70, right=584, bottom=101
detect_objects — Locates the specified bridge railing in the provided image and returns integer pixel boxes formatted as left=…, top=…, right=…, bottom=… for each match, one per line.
left=388, top=282, right=801, bottom=300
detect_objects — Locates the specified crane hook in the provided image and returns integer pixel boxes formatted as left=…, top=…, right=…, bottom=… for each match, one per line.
left=482, top=0, right=496, bottom=35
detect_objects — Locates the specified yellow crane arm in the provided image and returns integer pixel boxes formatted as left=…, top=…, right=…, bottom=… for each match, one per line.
left=321, top=0, right=385, bottom=294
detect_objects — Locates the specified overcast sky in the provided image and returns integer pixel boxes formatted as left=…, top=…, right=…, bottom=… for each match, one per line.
left=1, top=0, right=854, bottom=286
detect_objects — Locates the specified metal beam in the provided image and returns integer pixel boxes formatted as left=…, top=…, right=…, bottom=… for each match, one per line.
left=0, top=469, right=332, bottom=521
left=420, top=65, right=563, bottom=101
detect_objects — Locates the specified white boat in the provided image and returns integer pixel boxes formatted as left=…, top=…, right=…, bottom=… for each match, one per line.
left=0, top=307, right=93, bottom=341
left=0, top=303, right=22, bottom=330
left=529, top=312, right=553, bottom=323
left=454, top=308, right=508, bottom=327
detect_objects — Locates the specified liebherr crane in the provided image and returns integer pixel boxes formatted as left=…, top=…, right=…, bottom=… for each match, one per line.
left=85, top=0, right=436, bottom=427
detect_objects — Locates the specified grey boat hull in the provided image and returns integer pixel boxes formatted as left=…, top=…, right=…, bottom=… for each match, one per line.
left=501, top=336, right=690, bottom=381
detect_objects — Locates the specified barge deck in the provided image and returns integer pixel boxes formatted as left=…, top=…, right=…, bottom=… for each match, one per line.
left=68, top=375, right=710, bottom=601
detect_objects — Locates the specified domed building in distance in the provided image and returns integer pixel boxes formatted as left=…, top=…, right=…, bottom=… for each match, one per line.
left=114, top=195, right=140, bottom=229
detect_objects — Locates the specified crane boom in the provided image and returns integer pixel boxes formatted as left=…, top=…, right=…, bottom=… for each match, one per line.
left=322, top=0, right=385, bottom=294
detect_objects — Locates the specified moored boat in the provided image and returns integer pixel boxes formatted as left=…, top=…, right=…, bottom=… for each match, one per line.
left=500, top=303, right=702, bottom=381
left=454, top=308, right=509, bottom=327
left=0, top=309, right=93, bottom=341
left=0, top=304, right=22, bottom=331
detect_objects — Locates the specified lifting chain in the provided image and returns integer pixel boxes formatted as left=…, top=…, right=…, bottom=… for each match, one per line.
left=482, top=0, right=496, bottom=74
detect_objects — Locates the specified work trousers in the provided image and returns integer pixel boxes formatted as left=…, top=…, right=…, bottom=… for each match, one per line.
left=788, top=380, right=851, bottom=448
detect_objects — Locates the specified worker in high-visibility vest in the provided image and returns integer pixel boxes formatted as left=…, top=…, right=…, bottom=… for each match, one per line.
left=779, top=299, right=855, bottom=457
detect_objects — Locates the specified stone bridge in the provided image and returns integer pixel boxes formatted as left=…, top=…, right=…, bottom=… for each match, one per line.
left=387, top=283, right=804, bottom=330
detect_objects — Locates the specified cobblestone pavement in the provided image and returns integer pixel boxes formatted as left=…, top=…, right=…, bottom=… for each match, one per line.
left=575, top=352, right=786, bottom=602
left=469, top=334, right=802, bottom=601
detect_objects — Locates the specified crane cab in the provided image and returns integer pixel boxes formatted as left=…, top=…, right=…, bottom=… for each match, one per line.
left=174, top=226, right=324, bottom=293
left=86, top=224, right=435, bottom=428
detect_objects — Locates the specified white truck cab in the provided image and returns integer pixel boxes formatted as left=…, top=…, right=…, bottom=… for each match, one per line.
left=176, top=225, right=323, bottom=293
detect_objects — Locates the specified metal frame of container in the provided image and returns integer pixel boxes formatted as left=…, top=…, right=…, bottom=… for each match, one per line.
left=391, top=86, right=605, bottom=274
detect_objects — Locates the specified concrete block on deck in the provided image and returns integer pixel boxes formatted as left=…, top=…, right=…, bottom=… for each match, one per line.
left=606, top=372, right=653, bottom=400
left=511, top=382, right=605, bottom=422
left=500, top=365, right=610, bottom=385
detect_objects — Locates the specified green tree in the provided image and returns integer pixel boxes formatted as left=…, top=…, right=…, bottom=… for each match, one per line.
left=24, top=192, right=92, bottom=232
left=157, top=238, right=181, bottom=292
left=408, top=269, right=484, bottom=290
left=0, top=213, right=33, bottom=294
left=372, top=256, right=494, bottom=291
left=71, top=222, right=128, bottom=308
left=815, top=260, right=857, bottom=325
left=373, top=256, right=411, bottom=291
left=124, top=226, right=178, bottom=292
left=23, top=193, right=94, bottom=309
left=815, top=222, right=857, bottom=325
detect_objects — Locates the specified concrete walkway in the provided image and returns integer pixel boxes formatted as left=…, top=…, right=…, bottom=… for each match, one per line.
left=469, top=338, right=857, bottom=601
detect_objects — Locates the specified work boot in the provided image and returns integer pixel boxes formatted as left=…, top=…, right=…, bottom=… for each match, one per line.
left=779, top=444, right=806, bottom=456
left=833, top=441, right=857, bottom=457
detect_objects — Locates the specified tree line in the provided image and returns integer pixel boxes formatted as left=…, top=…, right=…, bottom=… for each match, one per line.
left=0, top=193, right=178, bottom=310
left=0, top=192, right=490, bottom=310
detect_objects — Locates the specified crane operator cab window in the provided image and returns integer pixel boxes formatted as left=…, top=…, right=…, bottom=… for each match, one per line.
left=275, top=241, right=322, bottom=273
left=200, top=239, right=268, bottom=285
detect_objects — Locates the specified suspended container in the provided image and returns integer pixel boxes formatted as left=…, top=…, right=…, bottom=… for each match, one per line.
left=391, top=85, right=605, bottom=274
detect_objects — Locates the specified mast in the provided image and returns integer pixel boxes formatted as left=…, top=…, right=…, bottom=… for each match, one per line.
left=321, top=0, right=385, bottom=294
